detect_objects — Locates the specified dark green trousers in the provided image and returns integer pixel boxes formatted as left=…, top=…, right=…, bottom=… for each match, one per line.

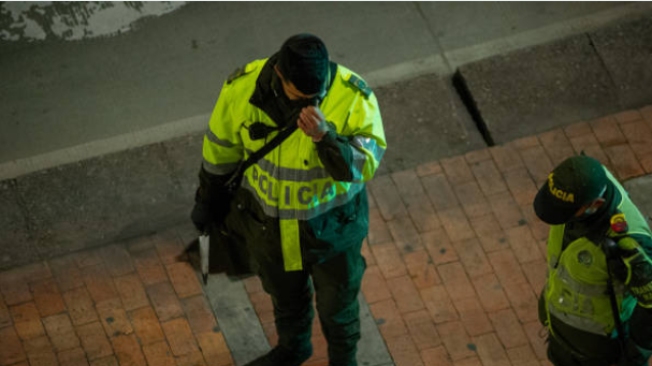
left=225, top=195, right=367, bottom=366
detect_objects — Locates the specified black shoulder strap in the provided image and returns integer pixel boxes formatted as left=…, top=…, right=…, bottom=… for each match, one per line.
left=224, top=125, right=298, bottom=189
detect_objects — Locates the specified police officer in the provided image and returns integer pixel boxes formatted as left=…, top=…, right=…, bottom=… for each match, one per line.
left=534, top=155, right=652, bottom=366
left=191, top=34, right=386, bottom=366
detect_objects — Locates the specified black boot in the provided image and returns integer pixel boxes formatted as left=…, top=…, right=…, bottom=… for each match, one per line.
left=244, top=345, right=312, bottom=366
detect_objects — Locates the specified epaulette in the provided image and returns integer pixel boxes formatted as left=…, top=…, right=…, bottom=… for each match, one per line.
left=610, top=212, right=629, bottom=234
left=226, top=65, right=250, bottom=85
left=346, top=74, right=372, bottom=98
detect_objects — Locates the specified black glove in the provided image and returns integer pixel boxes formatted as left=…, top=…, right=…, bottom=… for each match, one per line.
left=191, top=201, right=213, bottom=233
left=617, top=237, right=652, bottom=308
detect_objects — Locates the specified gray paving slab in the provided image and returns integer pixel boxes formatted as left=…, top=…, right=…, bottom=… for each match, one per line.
left=624, top=175, right=652, bottom=224
left=374, top=73, right=485, bottom=175
left=456, top=33, right=618, bottom=145
left=590, top=14, right=652, bottom=110
left=0, top=180, right=38, bottom=269
left=15, top=143, right=186, bottom=260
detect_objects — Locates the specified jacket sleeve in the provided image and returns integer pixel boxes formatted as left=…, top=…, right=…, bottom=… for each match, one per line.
left=315, top=92, right=386, bottom=182
left=197, top=81, right=244, bottom=204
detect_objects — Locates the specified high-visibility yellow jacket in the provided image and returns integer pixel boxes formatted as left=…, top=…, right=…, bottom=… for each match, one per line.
left=201, top=55, right=386, bottom=271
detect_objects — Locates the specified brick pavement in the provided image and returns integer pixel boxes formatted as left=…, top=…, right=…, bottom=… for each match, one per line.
left=241, top=106, right=652, bottom=366
left=2, top=105, right=652, bottom=366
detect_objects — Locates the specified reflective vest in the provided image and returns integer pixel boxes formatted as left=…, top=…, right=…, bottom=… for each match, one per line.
left=202, top=58, right=386, bottom=271
left=545, top=168, right=652, bottom=336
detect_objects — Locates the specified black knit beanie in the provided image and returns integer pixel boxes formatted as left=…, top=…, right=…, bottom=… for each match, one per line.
left=277, top=34, right=329, bottom=95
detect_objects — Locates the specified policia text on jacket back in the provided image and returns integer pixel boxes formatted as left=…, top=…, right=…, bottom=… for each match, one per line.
left=191, top=34, right=386, bottom=366
left=534, top=155, right=652, bottom=366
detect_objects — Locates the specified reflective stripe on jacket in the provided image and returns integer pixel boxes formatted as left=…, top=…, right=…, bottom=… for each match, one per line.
left=545, top=167, right=652, bottom=336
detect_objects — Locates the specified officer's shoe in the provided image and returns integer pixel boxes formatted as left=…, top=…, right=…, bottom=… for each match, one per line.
left=244, top=345, right=312, bottom=366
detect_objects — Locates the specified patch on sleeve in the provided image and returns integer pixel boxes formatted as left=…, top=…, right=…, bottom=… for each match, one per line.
left=226, top=65, right=250, bottom=84
left=346, top=74, right=372, bottom=98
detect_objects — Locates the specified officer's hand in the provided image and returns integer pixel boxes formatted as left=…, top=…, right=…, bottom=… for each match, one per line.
left=617, top=237, right=652, bottom=307
left=298, top=106, right=328, bottom=142
left=190, top=201, right=213, bottom=233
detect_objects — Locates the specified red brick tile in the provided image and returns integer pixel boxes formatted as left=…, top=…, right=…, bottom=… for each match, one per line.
left=422, top=227, right=459, bottom=265
left=451, top=238, right=493, bottom=279
left=262, top=321, right=278, bottom=346
left=490, top=145, right=525, bottom=173
left=523, top=321, right=548, bottom=360
left=619, top=119, right=652, bottom=173
left=96, top=298, right=134, bottom=337
left=55, top=266, right=85, bottom=292
left=73, top=250, right=103, bottom=268
left=454, top=357, right=483, bottom=366
left=604, top=144, right=645, bottom=180
left=30, top=279, right=66, bottom=318
left=488, top=250, right=528, bottom=287
left=387, top=276, right=425, bottom=314
left=162, top=318, right=199, bottom=356
left=1, top=262, right=52, bottom=284
left=454, top=181, right=492, bottom=219
left=125, top=236, right=155, bottom=254
left=503, top=168, right=538, bottom=207
left=510, top=136, right=540, bottom=151
left=0, top=277, right=31, bottom=306
left=77, top=321, right=113, bottom=360
left=175, top=351, right=208, bottom=366
left=0, top=326, right=26, bottom=365
left=99, top=245, right=135, bottom=278
left=538, top=129, right=575, bottom=166
left=421, top=345, right=453, bottom=366
left=438, top=262, right=476, bottom=301
left=368, top=208, right=393, bottom=246
left=361, top=266, right=392, bottom=304
left=470, top=159, right=508, bottom=196
left=362, top=239, right=376, bottom=266
left=519, top=146, right=554, bottom=183
left=439, top=207, right=475, bottom=243
left=506, top=225, right=543, bottom=264
left=392, top=170, right=442, bottom=233
left=63, top=287, right=98, bottom=326
left=489, top=308, right=528, bottom=348
left=129, top=306, right=165, bottom=346
left=26, top=345, right=59, bottom=366
left=0, top=293, right=11, bottom=328
left=385, top=334, right=425, bottom=366
left=471, top=273, right=510, bottom=313
left=421, top=286, right=458, bottom=324
left=520, top=204, right=549, bottom=242
left=436, top=321, right=475, bottom=361
left=23, top=334, right=52, bottom=354
left=155, top=233, right=186, bottom=265
left=614, top=109, right=644, bottom=124
left=242, top=276, right=263, bottom=294
left=368, top=175, right=408, bottom=221
left=90, top=356, right=119, bottom=366
left=250, top=292, right=274, bottom=324
left=441, top=156, right=475, bottom=185
left=83, top=264, right=119, bottom=304
left=403, top=249, right=441, bottom=289
left=416, top=161, right=443, bottom=177
left=114, top=274, right=149, bottom=312
left=488, top=251, right=538, bottom=323
left=166, top=262, right=203, bottom=299
left=590, top=116, right=627, bottom=147
left=404, top=309, right=442, bottom=351
left=196, top=332, right=233, bottom=366
left=57, top=347, right=89, bottom=366
left=387, top=216, right=424, bottom=254
left=370, top=242, right=407, bottom=279
left=522, top=260, right=547, bottom=296
left=147, top=282, right=184, bottom=322
left=455, top=296, right=493, bottom=337
left=567, top=131, right=612, bottom=169
left=181, top=295, right=218, bottom=335
left=507, top=344, right=540, bottom=366
left=640, top=105, right=652, bottom=125
left=422, top=173, right=459, bottom=211
left=43, top=313, right=80, bottom=352
left=112, top=334, right=147, bottom=366
left=487, top=192, right=526, bottom=231
left=473, top=333, right=510, bottom=366
left=133, top=248, right=169, bottom=286
left=369, top=299, right=408, bottom=338
left=143, top=341, right=176, bottom=366
left=565, top=122, right=592, bottom=138
left=10, top=302, right=45, bottom=340
left=469, top=215, right=509, bottom=253
left=465, top=148, right=492, bottom=164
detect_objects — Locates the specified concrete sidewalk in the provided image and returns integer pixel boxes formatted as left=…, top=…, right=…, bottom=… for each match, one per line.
left=2, top=105, right=652, bottom=366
